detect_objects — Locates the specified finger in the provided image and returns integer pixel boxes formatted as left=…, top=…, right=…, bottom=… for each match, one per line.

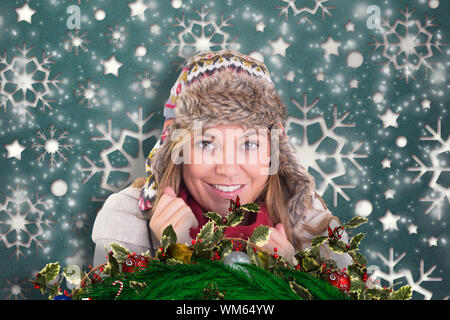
left=152, top=198, right=186, bottom=231
left=164, top=186, right=177, bottom=197
left=165, top=206, right=193, bottom=231
left=275, top=223, right=287, bottom=239
left=152, top=192, right=182, bottom=221
left=152, top=193, right=176, bottom=221
left=269, top=227, right=285, bottom=244
left=174, top=209, right=199, bottom=229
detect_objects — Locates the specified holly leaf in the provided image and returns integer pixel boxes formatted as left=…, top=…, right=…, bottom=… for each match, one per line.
left=247, top=248, right=267, bottom=270
left=352, top=250, right=368, bottom=266
left=161, top=224, right=177, bottom=251
left=196, top=221, right=215, bottom=244
left=239, top=202, right=260, bottom=213
left=104, top=252, right=120, bottom=277
left=349, top=233, right=365, bottom=251
left=343, top=216, right=368, bottom=229
left=289, top=281, right=312, bottom=300
left=39, top=262, right=60, bottom=283
left=391, top=285, right=412, bottom=300
left=218, top=239, right=233, bottom=259
left=109, top=242, right=132, bottom=264
left=249, top=225, right=270, bottom=247
left=204, top=211, right=225, bottom=226
left=62, top=265, right=85, bottom=287
left=225, top=210, right=245, bottom=227
left=327, top=240, right=348, bottom=254
left=311, top=235, right=328, bottom=248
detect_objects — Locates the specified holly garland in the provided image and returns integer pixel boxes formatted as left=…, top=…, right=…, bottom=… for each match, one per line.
left=31, top=196, right=412, bottom=300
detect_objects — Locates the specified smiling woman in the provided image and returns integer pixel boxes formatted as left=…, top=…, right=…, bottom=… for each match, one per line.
left=91, top=50, right=353, bottom=269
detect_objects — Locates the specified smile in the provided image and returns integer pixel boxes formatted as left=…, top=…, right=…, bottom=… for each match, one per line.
left=205, top=182, right=246, bottom=196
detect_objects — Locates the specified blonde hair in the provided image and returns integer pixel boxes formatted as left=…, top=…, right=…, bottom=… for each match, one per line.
left=147, top=127, right=338, bottom=251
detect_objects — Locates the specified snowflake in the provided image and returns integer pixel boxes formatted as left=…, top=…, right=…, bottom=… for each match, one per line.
left=130, top=69, right=159, bottom=99
left=63, top=29, right=91, bottom=56
left=1, top=275, right=31, bottom=300
left=369, top=5, right=446, bottom=83
left=81, top=106, right=160, bottom=193
left=74, top=78, right=101, bottom=109
left=0, top=42, right=62, bottom=119
left=67, top=212, right=90, bottom=235
left=165, top=5, right=240, bottom=60
left=285, top=93, right=368, bottom=206
left=0, top=186, right=55, bottom=261
left=275, top=0, right=335, bottom=24
left=368, top=247, right=442, bottom=300
left=407, top=117, right=449, bottom=220
left=104, top=23, right=128, bottom=48
left=31, top=125, right=74, bottom=168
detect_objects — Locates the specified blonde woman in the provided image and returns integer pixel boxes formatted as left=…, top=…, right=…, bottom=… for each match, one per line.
left=92, top=50, right=352, bottom=269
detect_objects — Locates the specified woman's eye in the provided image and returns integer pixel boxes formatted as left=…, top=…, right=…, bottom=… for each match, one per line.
left=243, top=141, right=259, bottom=150
left=197, top=141, right=214, bottom=150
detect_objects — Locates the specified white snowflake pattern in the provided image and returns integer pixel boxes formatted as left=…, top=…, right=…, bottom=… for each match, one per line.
left=165, top=5, right=240, bottom=60
left=81, top=106, right=160, bottom=193
left=74, top=78, right=102, bottom=109
left=368, top=247, right=442, bottom=300
left=1, top=275, right=31, bottom=300
left=31, top=125, right=74, bottom=168
left=407, top=117, right=449, bottom=220
left=63, top=29, right=91, bottom=56
left=369, top=5, right=446, bottom=83
left=130, top=69, right=159, bottom=99
left=285, top=93, right=368, bottom=206
left=275, top=0, right=335, bottom=25
left=104, top=23, right=128, bottom=48
left=0, top=42, right=63, bottom=119
left=0, top=186, right=55, bottom=261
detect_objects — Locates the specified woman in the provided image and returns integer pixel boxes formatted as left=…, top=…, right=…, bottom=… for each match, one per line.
left=91, top=50, right=352, bottom=268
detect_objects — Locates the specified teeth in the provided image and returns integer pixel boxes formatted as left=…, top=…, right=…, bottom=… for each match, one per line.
left=212, top=184, right=242, bottom=192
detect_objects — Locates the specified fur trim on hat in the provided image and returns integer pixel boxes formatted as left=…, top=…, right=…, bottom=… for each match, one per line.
left=173, top=68, right=286, bottom=131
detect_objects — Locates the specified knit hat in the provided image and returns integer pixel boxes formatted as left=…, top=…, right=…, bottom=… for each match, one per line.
left=139, top=49, right=325, bottom=249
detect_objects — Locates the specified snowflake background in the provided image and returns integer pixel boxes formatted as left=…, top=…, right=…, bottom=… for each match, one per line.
left=0, top=0, right=448, bottom=299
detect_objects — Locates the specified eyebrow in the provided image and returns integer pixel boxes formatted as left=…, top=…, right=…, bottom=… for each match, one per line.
left=202, top=132, right=260, bottom=138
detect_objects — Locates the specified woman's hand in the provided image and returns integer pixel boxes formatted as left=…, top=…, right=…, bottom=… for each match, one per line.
left=262, top=223, right=296, bottom=260
left=149, top=186, right=198, bottom=245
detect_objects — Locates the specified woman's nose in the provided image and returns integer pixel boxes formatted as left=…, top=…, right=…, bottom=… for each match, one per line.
left=215, top=144, right=240, bottom=175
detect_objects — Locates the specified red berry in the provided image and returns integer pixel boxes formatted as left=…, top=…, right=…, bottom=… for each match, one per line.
left=273, top=254, right=279, bottom=259
left=253, top=248, right=257, bottom=252
left=273, top=247, right=278, bottom=252
left=198, top=238, right=202, bottom=243
left=236, top=248, right=240, bottom=251
left=191, top=239, right=196, bottom=245
left=222, top=218, right=227, bottom=223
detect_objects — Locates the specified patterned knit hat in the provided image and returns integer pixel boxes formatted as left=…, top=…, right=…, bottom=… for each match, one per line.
left=139, top=49, right=322, bottom=249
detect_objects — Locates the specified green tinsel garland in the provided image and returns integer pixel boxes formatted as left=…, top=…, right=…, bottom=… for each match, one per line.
left=82, top=257, right=348, bottom=300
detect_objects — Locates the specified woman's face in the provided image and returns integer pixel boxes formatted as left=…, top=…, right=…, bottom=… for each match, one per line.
left=182, top=124, right=271, bottom=217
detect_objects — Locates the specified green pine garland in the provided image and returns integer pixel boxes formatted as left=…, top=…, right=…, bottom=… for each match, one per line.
left=83, top=257, right=346, bottom=300
left=31, top=195, right=412, bottom=300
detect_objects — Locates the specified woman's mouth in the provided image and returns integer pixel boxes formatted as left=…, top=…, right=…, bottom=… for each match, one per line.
left=205, top=182, right=246, bottom=198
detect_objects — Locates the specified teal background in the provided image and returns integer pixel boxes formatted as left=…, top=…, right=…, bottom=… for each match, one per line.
left=0, top=0, right=448, bottom=299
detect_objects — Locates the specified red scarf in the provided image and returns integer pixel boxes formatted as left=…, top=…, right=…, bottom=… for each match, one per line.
left=177, top=183, right=273, bottom=246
